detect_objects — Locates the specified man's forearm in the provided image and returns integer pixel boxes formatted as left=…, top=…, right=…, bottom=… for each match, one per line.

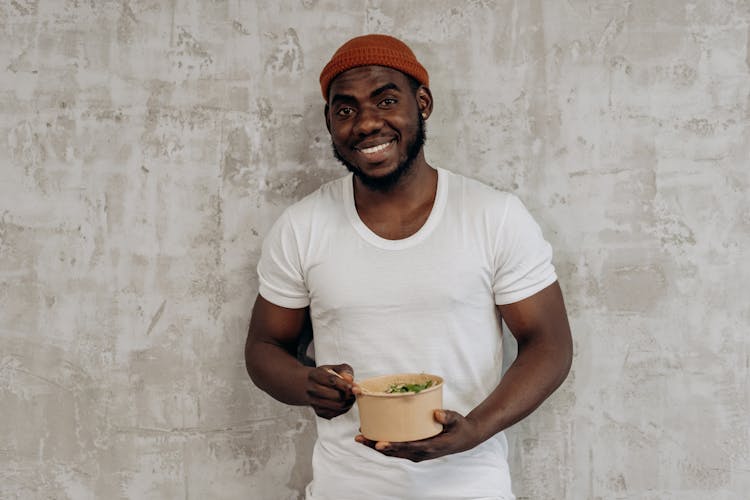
left=466, top=336, right=572, bottom=443
left=245, top=339, right=313, bottom=406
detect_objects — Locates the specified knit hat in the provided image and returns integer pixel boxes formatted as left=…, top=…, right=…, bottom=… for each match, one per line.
left=319, top=34, right=429, bottom=101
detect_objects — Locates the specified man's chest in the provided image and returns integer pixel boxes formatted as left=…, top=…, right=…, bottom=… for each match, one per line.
left=303, top=236, right=494, bottom=313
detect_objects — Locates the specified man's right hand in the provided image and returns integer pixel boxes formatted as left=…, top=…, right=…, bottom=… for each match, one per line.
left=245, top=297, right=356, bottom=415
left=306, top=364, right=356, bottom=420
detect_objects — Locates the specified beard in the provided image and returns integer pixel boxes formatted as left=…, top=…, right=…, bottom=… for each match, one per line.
left=331, top=114, right=426, bottom=192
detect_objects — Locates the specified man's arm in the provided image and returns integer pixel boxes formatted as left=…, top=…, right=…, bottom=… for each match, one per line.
left=245, top=294, right=356, bottom=419
left=355, top=281, right=572, bottom=460
left=467, top=280, right=573, bottom=441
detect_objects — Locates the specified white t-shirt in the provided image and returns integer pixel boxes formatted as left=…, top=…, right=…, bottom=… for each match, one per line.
left=257, top=167, right=557, bottom=500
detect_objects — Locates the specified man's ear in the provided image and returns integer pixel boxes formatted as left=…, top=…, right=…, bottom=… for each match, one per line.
left=324, top=104, right=331, bottom=133
left=416, top=86, right=433, bottom=120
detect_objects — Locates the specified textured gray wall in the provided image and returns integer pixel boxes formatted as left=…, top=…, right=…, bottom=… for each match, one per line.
left=1, top=1, right=748, bottom=499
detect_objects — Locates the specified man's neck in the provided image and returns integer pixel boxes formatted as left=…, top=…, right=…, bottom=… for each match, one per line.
left=352, top=157, right=438, bottom=240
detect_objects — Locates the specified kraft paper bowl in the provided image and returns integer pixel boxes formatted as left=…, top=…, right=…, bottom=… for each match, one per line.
left=356, top=373, right=444, bottom=443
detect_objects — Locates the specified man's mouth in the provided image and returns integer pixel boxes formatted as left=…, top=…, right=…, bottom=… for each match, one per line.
left=356, top=139, right=396, bottom=156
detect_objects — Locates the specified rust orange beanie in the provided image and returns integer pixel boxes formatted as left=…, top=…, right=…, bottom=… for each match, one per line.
left=319, top=34, right=429, bottom=101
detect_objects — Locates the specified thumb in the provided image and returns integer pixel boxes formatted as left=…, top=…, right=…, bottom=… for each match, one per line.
left=434, top=409, right=461, bottom=426
left=335, top=363, right=354, bottom=381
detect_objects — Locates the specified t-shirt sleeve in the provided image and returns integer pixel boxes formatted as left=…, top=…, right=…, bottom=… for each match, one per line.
left=493, top=194, right=557, bottom=305
left=256, top=209, right=311, bottom=309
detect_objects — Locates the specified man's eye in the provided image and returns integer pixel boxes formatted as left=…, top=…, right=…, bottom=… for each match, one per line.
left=337, top=107, right=354, bottom=117
left=380, top=98, right=397, bottom=107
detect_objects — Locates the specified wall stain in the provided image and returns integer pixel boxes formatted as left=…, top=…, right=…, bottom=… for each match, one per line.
left=10, top=0, right=37, bottom=16
left=116, top=0, right=138, bottom=44
left=683, top=117, right=716, bottom=136
left=146, top=300, right=167, bottom=336
left=168, top=26, right=214, bottom=74
left=222, top=126, right=252, bottom=189
left=232, top=20, right=251, bottom=36
left=265, top=28, right=304, bottom=75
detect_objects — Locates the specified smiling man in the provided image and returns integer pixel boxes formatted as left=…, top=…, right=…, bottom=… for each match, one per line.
left=245, top=34, right=573, bottom=500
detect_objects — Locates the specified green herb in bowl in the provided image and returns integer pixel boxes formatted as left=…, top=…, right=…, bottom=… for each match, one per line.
left=385, top=380, right=434, bottom=394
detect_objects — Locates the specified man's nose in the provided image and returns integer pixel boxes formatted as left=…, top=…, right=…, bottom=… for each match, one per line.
left=352, top=106, right=383, bottom=136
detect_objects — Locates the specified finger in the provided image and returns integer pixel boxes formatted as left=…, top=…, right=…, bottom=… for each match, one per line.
left=308, top=384, right=347, bottom=402
left=319, top=364, right=354, bottom=382
left=315, top=367, right=354, bottom=392
left=356, top=435, right=397, bottom=454
left=355, top=437, right=395, bottom=454
left=371, top=441, right=432, bottom=462
left=355, top=434, right=378, bottom=449
left=312, top=396, right=356, bottom=419
left=333, top=363, right=354, bottom=378
left=315, top=407, right=352, bottom=420
left=375, top=441, right=392, bottom=451
left=434, top=409, right=461, bottom=427
left=310, top=395, right=353, bottom=412
left=308, top=389, right=355, bottom=411
left=315, top=408, right=338, bottom=420
left=329, top=367, right=354, bottom=387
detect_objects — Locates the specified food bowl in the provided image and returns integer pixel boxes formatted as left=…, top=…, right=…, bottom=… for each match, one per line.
left=355, top=373, right=444, bottom=442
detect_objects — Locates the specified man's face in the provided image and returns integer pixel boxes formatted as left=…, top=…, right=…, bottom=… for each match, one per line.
left=325, top=66, right=427, bottom=191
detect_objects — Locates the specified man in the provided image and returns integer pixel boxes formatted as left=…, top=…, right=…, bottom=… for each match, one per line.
left=245, top=34, right=572, bottom=500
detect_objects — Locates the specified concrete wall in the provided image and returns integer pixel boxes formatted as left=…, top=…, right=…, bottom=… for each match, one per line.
left=1, top=1, right=748, bottom=499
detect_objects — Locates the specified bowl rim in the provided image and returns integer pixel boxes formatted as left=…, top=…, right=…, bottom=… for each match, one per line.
left=356, top=372, right=443, bottom=398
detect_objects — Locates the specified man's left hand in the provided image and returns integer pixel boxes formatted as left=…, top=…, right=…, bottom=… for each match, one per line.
left=354, top=409, right=482, bottom=462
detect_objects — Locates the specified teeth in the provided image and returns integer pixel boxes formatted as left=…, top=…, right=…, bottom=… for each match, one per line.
left=360, top=141, right=392, bottom=154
